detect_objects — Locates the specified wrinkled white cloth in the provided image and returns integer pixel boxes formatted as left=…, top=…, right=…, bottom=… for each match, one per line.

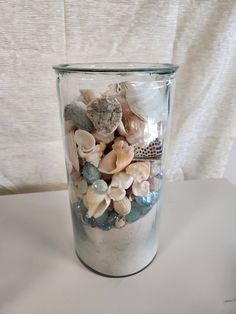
left=0, top=0, right=236, bottom=194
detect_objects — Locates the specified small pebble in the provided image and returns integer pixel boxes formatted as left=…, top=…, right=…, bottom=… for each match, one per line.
left=134, top=191, right=159, bottom=207
left=82, top=162, right=101, bottom=184
left=92, top=179, right=108, bottom=194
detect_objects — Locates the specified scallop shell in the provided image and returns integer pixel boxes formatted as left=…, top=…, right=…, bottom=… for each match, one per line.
left=79, top=143, right=106, bottom=167
left=108, top=186, right=126, bottom=201
left=126, top=161, right=150, bottom=183
left=99, top=140, right=134, bottom=174
left=125, top=81, right=168, bottom=122
left=74, top=129, right=96, bottom=153
left=80, top=89, right=97, bottom=104
left=86, top=96, right=122, bottom=134
left=134, top=138, right=162, bottom=160
left=64, top=101, right=94, bottom=132
left=92, top=130, right=114, bottom=144
left=83, top=186, right=111, bottom=218
left=111, top=172, right=134, bottom=189
left=65, top=131, right=80, bottom=172
left=132, top=180, right=150, bottom=197
left=113, top=196, right=131, bottom=216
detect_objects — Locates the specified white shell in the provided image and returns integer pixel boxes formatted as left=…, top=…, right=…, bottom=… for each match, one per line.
left=132, top=180, right=150, bottom=197
left=113, top=196, right=131, bottom=216
left=78, top=143, right=106, bottom=167
left=92, top=130, right=114, bottom=144
left=83, top=186, right=111, bottom=218
left=126, top=161, right=150, bottom=183
left=111, top=172, right=134, bottom=189
left=74, top=129, right=96, bottom=153
left=65, top=131, right=80, bottom=172
left=108, top=186, right=126, bottom=201
left=125, top=81, right=168, bottom=122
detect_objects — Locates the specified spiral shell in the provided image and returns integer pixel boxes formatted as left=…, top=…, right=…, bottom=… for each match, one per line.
left=83, top=186, right=111, bottom=218
left=113, top=196, right=131, bottom=216
left=99, top=140, right=134, bottom=174
left=74, top=129, right=96, bottom=153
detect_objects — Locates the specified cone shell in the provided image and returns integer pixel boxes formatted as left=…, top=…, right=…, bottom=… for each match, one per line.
left=132, top=180, right=150, bottom=197
left=65, top=131, right=80, bottom=172
left=113, top=196, right=131, bottom=216
left=99, top=140, right=134, bottom=174
left=83, top=186, right=111, bottom=218
left=108, top=186, right=126, bottom=201
left=126, top=161, right=150, bottom=183
left=74, top=129, right=96, bottom=153
left=111, top=172, right=134, bottom=189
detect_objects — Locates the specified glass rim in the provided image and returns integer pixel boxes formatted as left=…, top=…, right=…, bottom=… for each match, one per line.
left=53, top=62, right=179, bottom=74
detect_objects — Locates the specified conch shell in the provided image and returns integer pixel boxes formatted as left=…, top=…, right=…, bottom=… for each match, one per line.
left=111, top=172, right=134, bottom=189
left=65, top=131, right=80, bottom=172
left=132, top=180, right=150, bottom=197
left=108, top=186, right=126, bottom=201
left=92, top=130, right=114, bottom=144
left=113, top=196, right=131, bottom=216
left=99, top=140, right=134, bottom=174
left=126, top=161, right=150, bottom=183
left=83, top=186, right=111, bottom=218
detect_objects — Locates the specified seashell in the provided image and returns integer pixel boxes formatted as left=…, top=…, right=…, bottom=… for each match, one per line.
left=126, top=161, right=150, bottom=183
left=115, top=217, right=126, bottom=228
left=148, top=176, right=161, bottom=192
left=80, top=89, right=97, bottom=104
left=125, top=81, right=168, bottom=122
left=83, top=186, right=111, bottom=218
left=65, top=131, right=80, bottom=172
left=92, top=179, right=108, bottom=195
left=134, top=138, right=162, bottom=160
left=74, top=129, right=95, bottom=153
left=64, top=101, right=94, bottom=132
left=150, top=160, right=162, bottom=176
left=113, top=196, right=131, bottom=216
left=132, top=180, right=150, bottom=197
left=111, top=172, right=134, bottom=189
left=82, top=162, right=101, bottom=184
left=108, top=186, right=126, bottom=201
left=99, top=140, right=134, bottom=174
left=79, top=142, right=106, bottom=167
left=92, top=130, right=114, bottom=144
left=64, top=120, right=76, bottom=134
left=102, top=82, right=126, bottom=97
left=86, top=96, right=122, bottom=134
left=117, top=120, right=127, bottom=136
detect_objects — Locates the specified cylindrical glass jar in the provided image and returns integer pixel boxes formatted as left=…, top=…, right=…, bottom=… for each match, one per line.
left=53, top=63, right=178, bottom=277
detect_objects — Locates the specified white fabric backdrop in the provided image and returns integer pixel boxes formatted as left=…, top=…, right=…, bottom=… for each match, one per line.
left=0, top=0, right=236, bottom=194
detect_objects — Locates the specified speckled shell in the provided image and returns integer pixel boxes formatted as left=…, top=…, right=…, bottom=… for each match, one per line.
left=87, top=96, right=122, bottom=134
left=83, top=186, right=111, bottom=218
left=132, top=180, right=150, bottom=197
left=134, top=138, right=162, bottom=160
left=99, top=140, right=134, bottom=174
left=126, top=161, right=150, bottom=183
left=65, top=131, right=80, bottom=172
left=113, top=196, right=131, bottom=216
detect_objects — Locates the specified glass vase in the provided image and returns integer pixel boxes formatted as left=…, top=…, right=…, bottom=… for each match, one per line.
left=53, top=63, right=178, bottom=277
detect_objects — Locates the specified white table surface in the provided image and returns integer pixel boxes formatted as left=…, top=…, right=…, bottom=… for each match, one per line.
left=0, top=179, right=236, bottom=314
